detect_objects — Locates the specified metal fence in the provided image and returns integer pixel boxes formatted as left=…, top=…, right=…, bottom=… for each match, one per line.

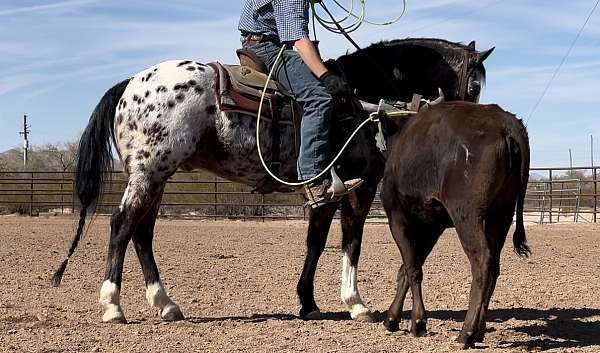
left=524, top=166, right=599, bottom=224
left=0, top=171, right=386, bottom=221
left=1, top=167, right=599, bottom=223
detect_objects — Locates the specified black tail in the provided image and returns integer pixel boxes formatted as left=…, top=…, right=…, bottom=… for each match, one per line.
left=510, top=120, right=531, bottom=258
left=51, top=79, right=130, bottom=287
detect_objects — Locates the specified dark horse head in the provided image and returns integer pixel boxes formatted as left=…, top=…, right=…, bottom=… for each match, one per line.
left=329, top=38, right=494, bottom=103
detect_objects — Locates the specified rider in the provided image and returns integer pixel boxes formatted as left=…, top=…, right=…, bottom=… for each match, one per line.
left=239, top=0, right=363, bottom=207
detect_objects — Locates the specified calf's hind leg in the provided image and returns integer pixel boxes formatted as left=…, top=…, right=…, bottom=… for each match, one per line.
left=99, top=175, right=164, bottom=323
left=454, top=216, right=498, bottom=348
left=132, top=187, right=183, bottom=321
left=385, top=211, right=428, bottom=337
left=385, top=226, right=442, bottom=333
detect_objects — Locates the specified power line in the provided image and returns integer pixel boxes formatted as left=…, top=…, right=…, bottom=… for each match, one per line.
left=526, top=0, right=600, bottom=124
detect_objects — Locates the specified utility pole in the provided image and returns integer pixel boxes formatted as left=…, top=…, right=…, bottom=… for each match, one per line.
left=569, top=148, right=573, bottom=169
left=591, top=135, right=594, bottom=167
left=19, top=114, right=30, bottom=167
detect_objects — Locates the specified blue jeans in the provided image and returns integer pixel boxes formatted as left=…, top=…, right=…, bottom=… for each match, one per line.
left=245, top=41, right=334, bottom=181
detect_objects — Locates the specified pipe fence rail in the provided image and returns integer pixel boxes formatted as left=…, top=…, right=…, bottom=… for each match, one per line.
left=1, top=167, right=598, bottom=223
left=0, top=171, right=387, bottom=221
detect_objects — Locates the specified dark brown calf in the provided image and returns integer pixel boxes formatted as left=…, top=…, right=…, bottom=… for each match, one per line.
left=380, top=102, right=531, bottom=348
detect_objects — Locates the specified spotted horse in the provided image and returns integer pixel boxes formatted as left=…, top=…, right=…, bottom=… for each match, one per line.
left=51, top=38, right=494, bottom=323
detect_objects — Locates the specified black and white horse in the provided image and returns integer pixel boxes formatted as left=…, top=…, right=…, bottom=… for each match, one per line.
left=52, top=38, right=493, bottom=323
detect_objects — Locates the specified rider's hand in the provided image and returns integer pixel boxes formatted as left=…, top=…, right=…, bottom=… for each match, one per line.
left=319, top=71, right=351, bottom=97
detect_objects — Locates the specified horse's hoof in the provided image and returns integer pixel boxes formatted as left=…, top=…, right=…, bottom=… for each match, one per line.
left=353, top=312, right=374, bottom=323
left=301, top=310, right=322, bottom=320
left=455, top=332, right=476, bottom=349
left=410, top=319, right=427, bottom=337
left=161, top=304, right=184, bottom=321
left=102, top=306, right=127, bottom=324
left=349, top=305, right=372, bottom=321
left=299, top=305, right=321, bottom=320
left=383, top=318, right=400, bottom=332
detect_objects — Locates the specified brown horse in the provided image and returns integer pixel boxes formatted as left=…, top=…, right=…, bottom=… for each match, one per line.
left=51, top=38, right=493, bottom=323
left=380, top=101, right=530, bottom=348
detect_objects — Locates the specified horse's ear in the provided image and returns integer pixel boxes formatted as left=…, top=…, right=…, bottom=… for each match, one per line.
left=467, top=41, right=476, bottom=50
left=477, top=47, right=495, bottom=63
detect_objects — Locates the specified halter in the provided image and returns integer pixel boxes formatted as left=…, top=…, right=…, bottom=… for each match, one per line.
left=457, top=50, right=472, bottom=100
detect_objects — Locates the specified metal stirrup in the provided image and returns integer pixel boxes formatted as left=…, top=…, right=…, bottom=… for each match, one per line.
left=330, top=167, right=347, bottom=198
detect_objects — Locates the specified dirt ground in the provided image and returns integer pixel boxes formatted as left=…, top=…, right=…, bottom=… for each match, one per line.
left=0, top=216, right=599, bottom=353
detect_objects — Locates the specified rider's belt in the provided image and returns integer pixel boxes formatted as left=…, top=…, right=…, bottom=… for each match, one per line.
left=241, top=33, right=281, bottom=47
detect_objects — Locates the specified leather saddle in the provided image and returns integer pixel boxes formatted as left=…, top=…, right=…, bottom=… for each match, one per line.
left=206, top=49, right=303, bottom=191
left=207, top=49, right=302, bottom=123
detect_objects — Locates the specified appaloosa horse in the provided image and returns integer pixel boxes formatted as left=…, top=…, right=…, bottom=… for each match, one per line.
left=380, top=102, right=530, bottom=348
left=52, top=38, right=494, bottom=323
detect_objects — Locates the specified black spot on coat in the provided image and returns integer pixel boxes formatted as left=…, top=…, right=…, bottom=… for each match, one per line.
left=206, top=105, right=217, bottom=115
left=177, top=60, right=192, bottom=67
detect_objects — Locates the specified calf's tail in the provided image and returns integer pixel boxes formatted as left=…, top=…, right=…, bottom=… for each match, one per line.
left=509, top=119, right=531, bottom=257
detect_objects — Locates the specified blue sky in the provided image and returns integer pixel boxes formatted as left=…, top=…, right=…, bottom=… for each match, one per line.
left=0, top=0, right=598, bottom=167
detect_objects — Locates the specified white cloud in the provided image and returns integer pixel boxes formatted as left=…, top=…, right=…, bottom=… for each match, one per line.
left=0, top=0, right=99, bottom=16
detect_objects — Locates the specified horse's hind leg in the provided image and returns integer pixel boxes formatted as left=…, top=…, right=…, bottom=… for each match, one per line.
left=339, top=183, right=378, bottom=321
left=99, top=174, right=164, bottom=323
left=132, top=187, right=183, bottom=321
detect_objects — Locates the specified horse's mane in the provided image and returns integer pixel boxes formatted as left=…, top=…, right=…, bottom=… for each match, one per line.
left=378, top=37, right=473, bottom=51
left=361, top=38, right=475, bottom=65
left=362, top=37, right=486, bottom=89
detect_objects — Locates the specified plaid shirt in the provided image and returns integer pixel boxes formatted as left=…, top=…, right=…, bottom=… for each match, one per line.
left=239, top=0, right=310, bottom=43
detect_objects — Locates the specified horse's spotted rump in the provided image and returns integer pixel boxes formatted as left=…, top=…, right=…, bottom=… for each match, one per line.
left=113, top=59, right=218, bottom=181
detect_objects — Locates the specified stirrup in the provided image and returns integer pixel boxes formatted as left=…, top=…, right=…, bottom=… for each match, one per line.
left=304, top=169, right=364, bottom=209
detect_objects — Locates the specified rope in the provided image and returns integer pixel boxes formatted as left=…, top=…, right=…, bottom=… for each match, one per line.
left=310, top=0, right=407, bottom=34
left=256, top=45, right=378, bottom=186
left=254, top=0, right=408, bottom=187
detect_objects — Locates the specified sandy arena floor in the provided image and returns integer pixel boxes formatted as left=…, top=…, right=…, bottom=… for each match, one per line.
left=0, top=216, right=599, bottom=352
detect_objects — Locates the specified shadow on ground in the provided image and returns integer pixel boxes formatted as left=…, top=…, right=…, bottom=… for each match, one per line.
left=186, top=311, right=351, bottom=324
left=422, top=307, right=600, bottom=350
left=187, top=307, right=600, bottom=350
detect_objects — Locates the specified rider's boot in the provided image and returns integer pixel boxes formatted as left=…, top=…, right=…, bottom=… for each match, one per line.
left=304, top=171, right=363, bottom=209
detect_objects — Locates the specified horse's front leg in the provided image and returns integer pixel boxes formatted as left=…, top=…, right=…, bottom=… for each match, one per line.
left=339, top=182, right=378, bottom=321
left=297, top=203, right=338, bottom=319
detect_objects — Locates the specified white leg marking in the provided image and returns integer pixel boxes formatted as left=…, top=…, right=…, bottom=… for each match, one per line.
left=146, top=281, right=184, bottom=321
left=99, top=280, right=126, bottom=323
left=340, top=253, right=371, bottom=319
